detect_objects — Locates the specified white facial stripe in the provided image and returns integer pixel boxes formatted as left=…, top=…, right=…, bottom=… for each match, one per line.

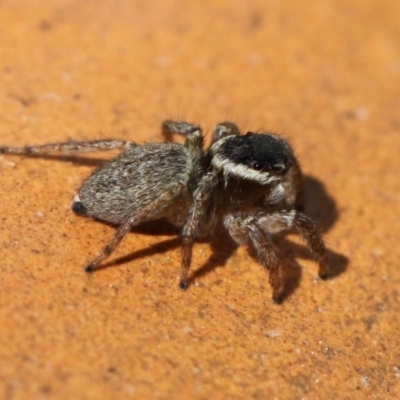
left=212, top=155, right=278, bottom=185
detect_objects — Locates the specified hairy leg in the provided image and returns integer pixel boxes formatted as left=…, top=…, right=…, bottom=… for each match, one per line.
left=224, top=208, right=328, bottom=302
left=161, top=120, right=203, bottom=152
left=247, top=224, right=284, bottom=303
left=0, top=139, right=134, bottom=155
left=257, top=210, right=328, bottom=279
left=293, top=212, right=328, bottom=278
left=224, top=212, right=284, bottom=303
left=179, top=172, right=219, bottom=289
left=85, top=216, right=136, bottom=272
left=161, top=120, right=204, bottom=178
left=211, top=122, right=240, bottom=143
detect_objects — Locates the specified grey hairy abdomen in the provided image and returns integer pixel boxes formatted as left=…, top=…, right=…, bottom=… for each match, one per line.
left=78, top=143, right=192, bottom=224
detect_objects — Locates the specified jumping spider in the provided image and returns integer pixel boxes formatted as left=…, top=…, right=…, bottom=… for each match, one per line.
left=0, top=120, right=328, bottom=303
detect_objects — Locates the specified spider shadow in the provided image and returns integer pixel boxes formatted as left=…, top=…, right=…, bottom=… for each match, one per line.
left=94, top=218, right=238, bottom=276
left=90, top=220, right=182, bottom=272
left=94, top=219, right=238, bottom=284
left=97, top=221, right=238, bottom=279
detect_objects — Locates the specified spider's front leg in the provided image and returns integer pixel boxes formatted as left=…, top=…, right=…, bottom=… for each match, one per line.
left=179, top=172, right=219, bottom=289
left=248, top=224, right=285, bottom=303
left=257, top=210, right=328, bottom=279
left=258, top=209, right=328, bottom=302
left=224, top=212, right=284, bottom=303
left=225, top=209, right=328, bottom=303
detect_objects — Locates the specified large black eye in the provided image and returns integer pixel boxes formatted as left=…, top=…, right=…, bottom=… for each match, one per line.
left=250, top=161, right=264, bottom=170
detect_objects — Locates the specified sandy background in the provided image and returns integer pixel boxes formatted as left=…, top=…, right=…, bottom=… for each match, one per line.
left=0, top=0, right=399, bottom=399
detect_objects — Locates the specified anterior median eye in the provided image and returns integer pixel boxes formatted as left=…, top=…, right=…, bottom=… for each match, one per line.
left=250, top=161, right=263, bottom=170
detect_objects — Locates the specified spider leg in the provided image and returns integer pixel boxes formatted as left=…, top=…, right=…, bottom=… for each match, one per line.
left=292, top=212, right=328, bottom=278
left=179, top=172, right=218, bottom=289
left=258, top=210, right=328, bottom=279
left=224, top=209, right=328, bottom=303
left=0, top=139, right=135, bottom=156
left=247, top=224, right=284, bottom=303
left=161, top=120, right=203, bottom=150
left=161, top=120, right=205, bottom=176
left=211, top=121, right=240, bottom=143
left=224, top=212, right=284, bottom=303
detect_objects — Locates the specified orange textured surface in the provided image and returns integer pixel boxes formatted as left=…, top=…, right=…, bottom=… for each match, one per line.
left=1, top=1, right=400, bottom=399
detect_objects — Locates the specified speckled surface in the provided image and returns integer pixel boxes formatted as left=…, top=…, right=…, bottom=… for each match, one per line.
left=0, top=0, right=399, bottom=399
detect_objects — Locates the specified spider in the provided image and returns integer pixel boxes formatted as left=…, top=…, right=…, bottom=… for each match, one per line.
left=0, top=120, right=328, bottom=303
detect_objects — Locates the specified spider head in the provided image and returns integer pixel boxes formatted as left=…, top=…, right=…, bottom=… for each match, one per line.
left=210, top=132, right=292, bottom=185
